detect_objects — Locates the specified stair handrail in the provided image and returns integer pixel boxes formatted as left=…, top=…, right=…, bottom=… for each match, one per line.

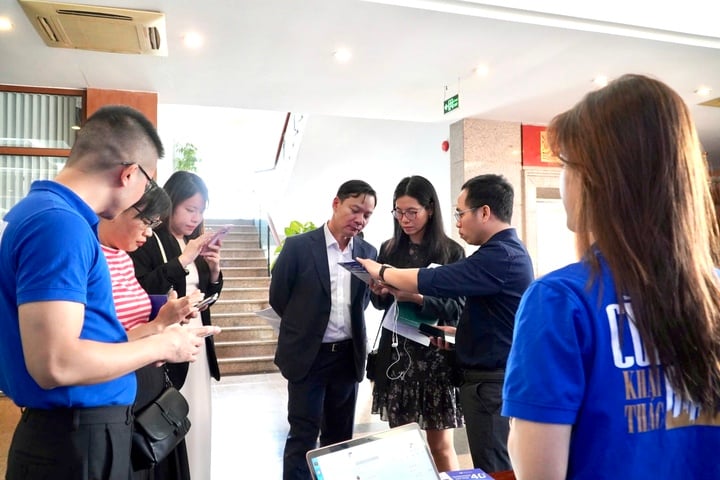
left=255, top=213, right=281, bottom=275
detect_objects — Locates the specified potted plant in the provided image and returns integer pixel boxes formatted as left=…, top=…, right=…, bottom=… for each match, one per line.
left=271, top=220, right=316, bottom=268
left=174, top=142, right=201, bottom=172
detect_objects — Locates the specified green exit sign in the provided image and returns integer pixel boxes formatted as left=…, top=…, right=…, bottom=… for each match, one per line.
left=443, top=94, right=459, bottom=114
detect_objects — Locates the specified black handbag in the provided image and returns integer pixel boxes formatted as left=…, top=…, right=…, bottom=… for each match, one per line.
left=131, top=368, right=191, bottom=470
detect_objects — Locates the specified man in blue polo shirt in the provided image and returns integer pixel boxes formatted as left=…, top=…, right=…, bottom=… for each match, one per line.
left=358, top=174, right=534, bottom=473
left=0, top=105, right=216, bottom=479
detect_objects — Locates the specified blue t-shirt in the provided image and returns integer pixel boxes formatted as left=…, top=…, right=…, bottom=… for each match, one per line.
left=418, top=228, right=534, bottom=370
left=0, top=181, right=135, bottom=408
left=503, top=254, right=720, bottom=478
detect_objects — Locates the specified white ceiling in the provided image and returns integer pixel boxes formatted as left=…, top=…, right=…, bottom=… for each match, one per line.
left=1, top=0, right=719, bottom=161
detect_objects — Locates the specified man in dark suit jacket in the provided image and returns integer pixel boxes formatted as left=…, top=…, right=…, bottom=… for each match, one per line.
left=270, top=180, right=378, bottom=480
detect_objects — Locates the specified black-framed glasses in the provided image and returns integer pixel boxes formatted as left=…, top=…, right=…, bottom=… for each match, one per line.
left=391, top=208, right=422, bottom=220
left=453, top=207, right=477, bottom=222
left=121, top=162, right=158, bottom=192
left=131, top=205, right=162, bottom=229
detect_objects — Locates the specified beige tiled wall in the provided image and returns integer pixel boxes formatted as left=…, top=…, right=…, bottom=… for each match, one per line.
left=449, top=118, right=524, bottom=242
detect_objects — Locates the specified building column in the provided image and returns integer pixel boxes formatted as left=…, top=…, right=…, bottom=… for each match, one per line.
left=448, top=118, right=523, bottom=242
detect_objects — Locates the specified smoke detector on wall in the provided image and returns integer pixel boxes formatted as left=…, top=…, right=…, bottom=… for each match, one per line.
left=18, top=0, right=167, bottom=56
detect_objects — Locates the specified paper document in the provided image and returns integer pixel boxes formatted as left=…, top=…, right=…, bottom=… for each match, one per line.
left=381, top=302, right=430, bottom=346
left=256, top=307, right=281, bottom=331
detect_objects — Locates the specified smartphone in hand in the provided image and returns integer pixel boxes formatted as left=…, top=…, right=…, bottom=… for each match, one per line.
left=201, top=225, right=231, bottom=253
left=194, top=293, right=219, bottom=309
left=418, top=323, right=455, bottom=344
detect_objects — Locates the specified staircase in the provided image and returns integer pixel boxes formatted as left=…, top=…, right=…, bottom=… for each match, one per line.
left=207, top=219, right=279, bottom=376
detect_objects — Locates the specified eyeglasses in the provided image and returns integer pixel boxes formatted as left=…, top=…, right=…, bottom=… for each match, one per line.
left=121, top=162, right=158, bottom=192
left=453, top=207, right=477, bottom=222
left=391, top=208, right=422, bottom=220
left=131, top=205, right=162, bottom=229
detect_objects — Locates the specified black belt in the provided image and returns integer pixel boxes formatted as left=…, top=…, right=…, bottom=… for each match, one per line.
left=320, top=339, right=353, bottom=353
left=21, top=405, right=134, bottom=428
left=461, top=368, right=506, bottom=382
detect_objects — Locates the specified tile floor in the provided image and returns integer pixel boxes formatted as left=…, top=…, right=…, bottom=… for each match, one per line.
left=210, top=372, right=473, bottom=479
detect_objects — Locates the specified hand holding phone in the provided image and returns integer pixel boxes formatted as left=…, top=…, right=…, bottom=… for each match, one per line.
left=193, top=325, right=222, bottom=338
left=202, top=225, right=231, bottom=253
left=194, top=293, right=219, bottom=310
left=418, top=323, right=455, bottom=344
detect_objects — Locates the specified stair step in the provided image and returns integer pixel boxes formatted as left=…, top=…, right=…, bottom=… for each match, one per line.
left=216, top=325, right=277, bottom=342
left=220, top=249, right=265, bottom=259
left=221, top=265, right=268, bottom=272
left=222, top=238, right=263, bottom=245
left=223, top=277, right=270, bottom=288
left=220, top=258, right=268, bottom=268
left=213, top=312, right=273, bottom=328
left=219, top=356, right=279, bottom=376
left=206, top=219, right=254, bottom=226
left=220, top=287, right=268, bottom=300
left=212, top=299, right=268, bottom=314
left=216, top=339, right=277, bottom=357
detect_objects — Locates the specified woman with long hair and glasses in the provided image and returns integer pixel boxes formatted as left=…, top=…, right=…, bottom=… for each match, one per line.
left=369, top=175, right=465, bottom=471
left=503, top=74, right=720, bottom=479
left=130, top=171, right=224, bottom=480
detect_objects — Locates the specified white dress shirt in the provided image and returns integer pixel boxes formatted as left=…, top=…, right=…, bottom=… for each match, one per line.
left=322, top=222, right=353, bottom=342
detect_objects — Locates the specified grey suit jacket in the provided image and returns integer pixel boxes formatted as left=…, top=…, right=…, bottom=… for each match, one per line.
left=269, top=227, right=377, bottom=382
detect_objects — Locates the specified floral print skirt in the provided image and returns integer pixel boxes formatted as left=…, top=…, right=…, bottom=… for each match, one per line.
left=371, top=336, right=463, bottom=430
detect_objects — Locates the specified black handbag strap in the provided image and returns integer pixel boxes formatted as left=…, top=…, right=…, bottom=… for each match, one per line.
left=370, top=305, right=391, bottom=350
left=163, top=366, right=172, bottom=388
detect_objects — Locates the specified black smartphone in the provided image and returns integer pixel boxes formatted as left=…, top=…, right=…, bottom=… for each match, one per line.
left=418, top=323, right=455, bottom=344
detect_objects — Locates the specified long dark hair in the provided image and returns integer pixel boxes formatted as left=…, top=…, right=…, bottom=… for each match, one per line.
left=548, top=74, right=720, bottom=410
left=384, top=175, right=455, bottom=264
left=162, top=171, right=209, bottom=239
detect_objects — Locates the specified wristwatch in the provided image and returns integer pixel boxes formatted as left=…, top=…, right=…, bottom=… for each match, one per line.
left=379, top=264, right=393, bottom=282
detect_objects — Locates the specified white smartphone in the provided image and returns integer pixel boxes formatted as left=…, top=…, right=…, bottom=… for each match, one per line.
left=194, top=293, right=219, bottom=309
left=198, top=328, right=219, bottom=338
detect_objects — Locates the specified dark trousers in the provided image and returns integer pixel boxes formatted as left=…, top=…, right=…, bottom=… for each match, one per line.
left=283, top=341, right=358, bottom=480
left=458, top=369, right=511, bottom=473
left=7, top=405, right=134, bottom=480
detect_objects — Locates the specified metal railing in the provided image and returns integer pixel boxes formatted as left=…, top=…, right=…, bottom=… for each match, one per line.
left=255, top=214, right=280, bottom=275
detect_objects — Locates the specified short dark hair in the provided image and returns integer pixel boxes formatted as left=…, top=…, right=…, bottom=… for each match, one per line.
left=162, top=171, right=209, bottom=239
left=68, top=105, right=164, bottom=171
left=131, top=185, right=171, bottom=222
left=461, top=174, right=514, bottom=223
left=336, top=179, right=377, bottom=206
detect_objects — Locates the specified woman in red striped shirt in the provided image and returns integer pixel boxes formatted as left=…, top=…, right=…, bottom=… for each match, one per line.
left=98, top=186, right=206, bottom=479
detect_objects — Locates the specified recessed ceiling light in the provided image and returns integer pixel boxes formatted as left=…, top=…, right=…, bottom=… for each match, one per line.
left=474, top=64, right=489, bottom=77
left=333, top=48, right=352, bottom=63
left=592, top=75, right=609, bottom=87
left=183, top=32, right=204, bottom=49
left=695, top=86, right=712, bottom=97
left=0, top=17, right=13, bottom=31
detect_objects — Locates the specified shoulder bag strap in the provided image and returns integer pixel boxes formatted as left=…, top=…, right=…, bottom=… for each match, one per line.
left=153, top=231, right=168, bottom=264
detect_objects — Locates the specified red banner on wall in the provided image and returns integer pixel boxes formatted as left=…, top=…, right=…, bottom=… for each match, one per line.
left=521, top=124, right=561, bottom=167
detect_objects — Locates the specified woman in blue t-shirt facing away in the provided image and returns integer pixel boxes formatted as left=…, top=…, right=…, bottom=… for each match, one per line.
left=502, top=74, right=720, bottom=479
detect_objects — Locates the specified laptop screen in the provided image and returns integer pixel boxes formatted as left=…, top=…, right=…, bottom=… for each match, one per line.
left=306, top=423, right=440, bottom=480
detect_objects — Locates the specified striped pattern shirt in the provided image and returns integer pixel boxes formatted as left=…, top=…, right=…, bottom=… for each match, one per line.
left=102, top=245, right=151, bottom=332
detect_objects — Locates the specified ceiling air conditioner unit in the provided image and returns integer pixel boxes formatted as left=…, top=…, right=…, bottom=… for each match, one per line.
left=18, top=0, right=167, bottom=56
